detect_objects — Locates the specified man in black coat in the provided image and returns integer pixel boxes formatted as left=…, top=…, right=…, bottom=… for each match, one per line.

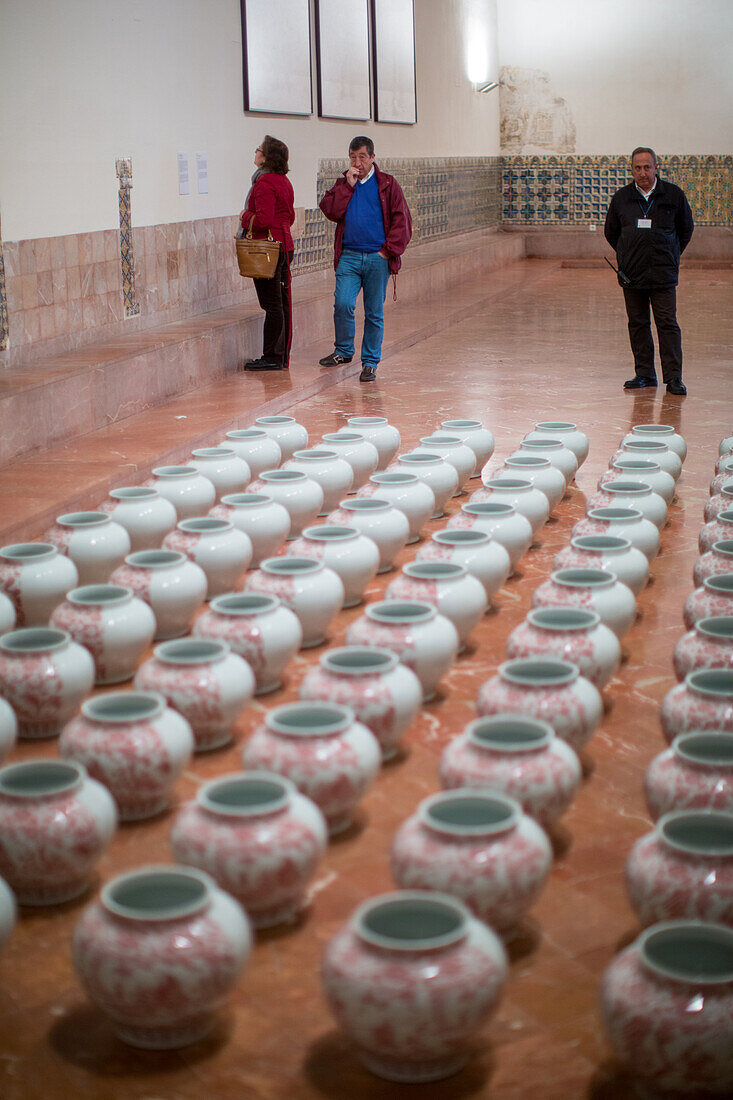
left=604, top=147, right=694, bottom=395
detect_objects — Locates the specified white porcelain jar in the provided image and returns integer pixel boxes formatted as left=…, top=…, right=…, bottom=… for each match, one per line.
left=357, top=472, right=435, bottom=543
left=613, top=439, right=682, bottom=481
left=194, top=592, right=302, bottom=695
left=135, top=638, right=254, bottom=752
left=392, top=453, right=458, bottom=517
left=0, top=541, right=78, bottom=627
left=415, top=529, right=511, bottom=603
left=72, top=865, right=251, bottom=1049
left=412, top=434, right=475, bottom=494
left=439, top=714, right=581, bottom=830
left=683, top=575, right=733, bottom=630
left=720, top=435, right=733, bottom=457
left=242, top=702, right=381, bottom=835
left=705, top=484, right=733, bottom=524
left=710, top=457, right=733, bottom=496
left=500, top=455, right=567, bottom=511
left=694, top=540, right=733, bottom=588
left=60, top=690, right=194, bottom=820
left=283, top=448, right=353, bottom=514
left=623, top=422, right=687, bottom=462
left=50, top=583, right=156, bottom=685
left=45, top=511, right=131, bottom=585
left=110, top=549, right=207, bottom=640
left=554, top=535, right=650, bottom=596
left=221, top=428, right=282, bottom=480
left=163, top=517, right=252, bottom=598
left=477, top=657, right=603, bottom=753
left=599, top=458, right=675, bottom=506
left=0, top=627, right=94, bottom=739
left=254, top=414, right=308, bottom=461
left=210, top=492, right=290, bottom=567
left=386, top=561, right=487, bottom=652
left=0, top=875, right=15, bottom=951
left=586, top=478, right=668, bottom=530
left=346, top=416, right=400, bottom=469
left=507, top=606, right=621, bottom=689
left=190, top=447, right=251, bottom=501
left=147, top=465, right=217, bottom=521
left=532, top=567, right=637, bottom=640
left=346, top=599, right=459, bottom=702
left=700, top=508, right=733, bottom=552
left=523, top=421, right=589, bottom=467
left=0, top=592, right=15, bottom=634
left=472, top=477, right=549, bottom=535
left=516, top=437, right=578, bottom=483
left=572, top=506, right=660, bottom=562
left=439, top=419, right=495, bottom=476
left=99, top=487, right=177, bottom=551
left=287, top=524, right=379, bottom=608
left=171, top=771, right=327, bottom=928
left=661, top=669, right=733, bottom=745
left=447, top=501, right=533, bottom=572
left=320, top=431, right=379, bottom=492
left=674, top=617, right=733, bottom=681
left=327, top=497, right=409, bottom=573
left=644, top=732, right=733, bottom=819
left=0, top=759, right=117, bottom=905
left=247, top=469, right=323, bottom=538
left=300, top=646, right=422, bottom=761
left=245, top=556, right=344, bottom=647
left=0, top=698, right=17, bottom=763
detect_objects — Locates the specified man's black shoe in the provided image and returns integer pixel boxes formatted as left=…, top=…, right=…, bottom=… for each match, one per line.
left=359, top=366, right=377, bottom=382
left=244, top=357, right=286, bottom=371
left=319, top=352, right=353, bottom=367
left=623, top=376, right=658, bottom=390
left=666, top=380, right=687, bottom=395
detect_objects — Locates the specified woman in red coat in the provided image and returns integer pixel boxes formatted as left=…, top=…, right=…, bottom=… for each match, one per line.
left=241, top=136, right=295, bottom=370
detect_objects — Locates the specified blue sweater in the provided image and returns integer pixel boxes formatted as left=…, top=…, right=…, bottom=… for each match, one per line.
left=342, top=173, right=385, bottom=253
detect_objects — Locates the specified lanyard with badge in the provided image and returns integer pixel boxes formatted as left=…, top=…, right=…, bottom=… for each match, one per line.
left=637, top=194, right=654, bottom=230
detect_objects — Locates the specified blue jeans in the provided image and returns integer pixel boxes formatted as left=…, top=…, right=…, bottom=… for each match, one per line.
left=334, top=250, right=390, bottom=369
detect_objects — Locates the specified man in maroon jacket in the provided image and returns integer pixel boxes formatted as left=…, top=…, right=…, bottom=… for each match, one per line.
left=319, top=136, right=412, bottom=381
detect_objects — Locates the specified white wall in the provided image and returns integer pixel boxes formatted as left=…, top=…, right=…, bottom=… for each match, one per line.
left=497, top=0, right=733, bottom=154
left=0, top=0, right=501, bottom=241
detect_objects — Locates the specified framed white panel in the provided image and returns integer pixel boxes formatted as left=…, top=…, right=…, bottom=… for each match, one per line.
left=242, top=0, right=312, bottom=116
left=315, top=0, right=371, bottom=121
left=371, top=0, right=416, bottom=125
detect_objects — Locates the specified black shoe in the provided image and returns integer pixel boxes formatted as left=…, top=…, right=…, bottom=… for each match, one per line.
left=666, top=380, right=687, bottom=395
left=623, top=376, right=658, bottom=390
left=359, top=366, right=377, bottom=382
left=244, top=357, right=285, bottom=371
left=319, top=351, right=353, bottom=367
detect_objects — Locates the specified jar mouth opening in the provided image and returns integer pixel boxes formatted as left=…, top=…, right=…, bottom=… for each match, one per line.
left=500, top=657, right=578, bottom=686
left=433, top=530, right=488, bottom=545
left=639, top=922, right=733, bottom=984
left=110, top=487, right=157, bottom=500
left=226, top=429, right=266, bottom=439
left=259, top=470, right=306, bottom=481
left=717, top=509, right=733, bottom=522
left=192, top=447, right=235, bottom=458
left=421, top=790, right=520, bottom=835
left=56, top=511, right=109, bottom=527
left=126, top=549, right=185, bottom=568
left=570, top=535, right=631, bottom=552
left=256, top=416, right=295, bottom=425
left=370, top=473, right=417, bottom=484
left=552, top=567, right=616, bottom=588
left=355, top=891, right=469, bottom=951
left=0, top=627, right=68, bottom=653
left=521, top=439, right=562, bottom=450
left=703, top=573, right=733, bottom=594
left=68, top=584, right=130, bottom=605
left=463, top=502, right=514, bottom=516
left=659, top=810, right=733, bottom=854
left=696, top=616, right=733, bottom=640
left=624, top=440, right=668, bottom=451
left=153, top=465, right=197, bottom=477
left=0, top=760, right=82, bottom=797
left=323, top=432, right=364, bottom=442
left=292, top=449, right=337, bottom=461
left=442, top=420, right=482, bottom=429
left=301, top=525, right=356, bottom=541
left=687, top=668, right=733, bottom=696
left=366, top=600, right=435, bottom=624
left=482, top=478, right=532, bottom=490
left=260, top=557, right=321, bottom=575
left=267, top=702, right=353, bottom=736
left=535, top=421, right=576, bottom=431
left=613, top=459, right=661, bottom=472
left=82, top=691, right=164, bottom=723
left=0, top=541, right=56, bottom=560
left=527, top=607, right=600, bottom=631
left=399, top=453, right=441, bottom=464
left=199, top=771, right=291, bottom=815
left=505, top=456, right=549, bottom=468
left=403, top=562, right=466, bottom=579
left=154, top=638, right=227, bottom=664
left=102, top=866, right=212, bottom=921
left=419, top=435, right=461, bottom=446
left=178, top=518, right=231, bottom=533
left=210, top=593, right=278, bottom=615
left=322, top=646, right=397, bottom=674
left=633, top=424, right=673, bottom=434
left=603, top=481, right=649, bottom=495
left=221, top=493, right=271, bottom=506
left=587, top=507, right=642, bottom=521
left=339, top=498, right=389, bottom=511
left=348, top=416, right=387, bottom=426
left=468, top=714, right=554, bottom=751
left=675, top=732, right=733, bottom=767
left=711, top=540, right=733, bottom=557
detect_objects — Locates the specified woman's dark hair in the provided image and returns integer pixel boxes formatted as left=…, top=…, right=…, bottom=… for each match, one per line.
left=262, top=135, right=289, bottom=174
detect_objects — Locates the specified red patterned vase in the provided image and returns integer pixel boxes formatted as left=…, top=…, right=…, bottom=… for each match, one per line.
left=673, top=616, right=733, bottom=680
left=661, top=668, right=733, bottom=744
left=110, top=548, right=207, bottom=640
left=44, top=511, right=131, bottom=585
left=683, top=574, right=733, bottom=630
left=447, top=501, right=533, bottom=572
left=99, top=486, right=177, bottom=552
left=209, top=492, right=290, bottom=568
left=506, top=606, right=621, bottom=689
left=194, top=592, right=302, bottom=695
left=0, top=626, right=94, bottom=739
left=531, top=567, right=637, bottom=640
left=50, top=583, right=156, bottom=685
left=327, top=497, right=409, bottom=573
left=585, top=478, right=668, bottom=530
left=385, top=561, right=487, bottom=652
left=245, top=556, right=344, bottom=648
left=415, top=528, right=511, bottom=603
left=622, top=422, right=687, bottom=461
left=699, top=508, right=733, bottom=554
left=694, top=540, right=733, bottom=588
left=553, top=535, right=649, bottom=596
left=247, top=470, right=323, bottom=539
left=704, top=483, right=733, bottom=524
left=572, top=505, right=660, bottom=561
left=163, top=517, right=252, bottom=598
left=0, top=542, right=78, bottom=627
left=357, top=471, right=435, bottom=543
left=146, top=465, right=216, bottom=521
left=283, top=448, right=354, bottom=514
left=287, top=524, right=379, bottom=608
left=644, top=732, right=733, bottom=819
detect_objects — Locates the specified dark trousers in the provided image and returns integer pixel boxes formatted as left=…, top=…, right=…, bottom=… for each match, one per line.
left=622, top=286, right=683, bottom=384
left=253, top=249, right=293, bottom=365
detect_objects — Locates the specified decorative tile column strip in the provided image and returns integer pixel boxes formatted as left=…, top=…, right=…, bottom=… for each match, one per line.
left=115, top=157, right=140, bottom=317
left=0, top=215, right=8, bottom=350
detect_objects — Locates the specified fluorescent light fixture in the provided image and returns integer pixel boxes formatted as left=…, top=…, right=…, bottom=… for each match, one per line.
left=476, top=80, right=499, bottom=93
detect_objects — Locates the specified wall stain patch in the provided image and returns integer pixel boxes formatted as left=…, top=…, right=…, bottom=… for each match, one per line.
left=500, top=66, right=576, bottom=155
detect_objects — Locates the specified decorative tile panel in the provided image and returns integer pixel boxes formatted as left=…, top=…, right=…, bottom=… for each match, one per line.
left=0, top=227, right=8, bottom=351
left=116, top=157, right=140, bottom=317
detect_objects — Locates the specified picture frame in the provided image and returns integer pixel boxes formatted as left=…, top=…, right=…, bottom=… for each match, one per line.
left=315, top=0, right=371, bottom=121
left=371, top=0, right=416, bottom=125
left=241, top=0, right=313, bottom=116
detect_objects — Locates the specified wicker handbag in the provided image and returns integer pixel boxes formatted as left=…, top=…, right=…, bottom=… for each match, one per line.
left=235, top=215, right=281, bottom=279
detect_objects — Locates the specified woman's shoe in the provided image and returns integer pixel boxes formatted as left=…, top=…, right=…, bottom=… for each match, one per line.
left=244, top=357, right=285, bottom=371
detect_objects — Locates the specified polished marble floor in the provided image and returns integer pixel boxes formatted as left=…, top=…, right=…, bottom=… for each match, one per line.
left=1, top=263, right=731, bottom=1099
